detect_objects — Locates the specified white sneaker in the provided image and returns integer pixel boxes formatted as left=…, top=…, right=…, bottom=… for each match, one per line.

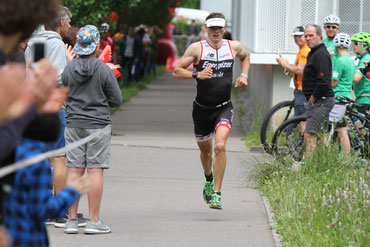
left=64, top=218, right=79, bottom=234
left=84, top=220, right=111, bottom=234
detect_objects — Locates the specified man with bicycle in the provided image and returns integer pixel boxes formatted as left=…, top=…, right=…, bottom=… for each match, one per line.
left=322, top=15, right=341, bottom=68
left=276, top=26, right=310, bottom=132
left=331, top=33, right=355, bottom=155
left=302, top=25, right=335, bottom=152
left=352, top=32, right=370, bottom=115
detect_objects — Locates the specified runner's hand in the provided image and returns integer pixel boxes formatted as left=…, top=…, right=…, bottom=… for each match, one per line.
left=234, top=75, right=248, bottom=88
left=197, top=66, right=213, bottom=80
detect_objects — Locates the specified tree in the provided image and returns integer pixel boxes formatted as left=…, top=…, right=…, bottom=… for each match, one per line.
left=63, top=0, right=179, bottom=31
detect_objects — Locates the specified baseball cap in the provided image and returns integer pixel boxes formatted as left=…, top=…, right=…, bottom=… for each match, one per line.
left=291, top=26, right=305, bottom=36
left=205, top=18, right=226, bottom=28
left=73, top=25, right=100, bottom=56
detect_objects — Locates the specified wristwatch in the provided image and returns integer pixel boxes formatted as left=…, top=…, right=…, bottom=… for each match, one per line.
left=192, top=69, right=198, bottom=79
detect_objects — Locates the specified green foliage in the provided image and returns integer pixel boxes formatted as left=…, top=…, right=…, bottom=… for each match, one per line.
left=249, top=145, right=369, bottom=246
left=179, top=0, right=200, bottom=9
left=63, top=0, right=178, bottom=30
left=243, top=105, right=263, bottom=148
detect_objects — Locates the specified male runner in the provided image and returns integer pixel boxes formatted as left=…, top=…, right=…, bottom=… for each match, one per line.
left=172, top=12, right=250, bottom=210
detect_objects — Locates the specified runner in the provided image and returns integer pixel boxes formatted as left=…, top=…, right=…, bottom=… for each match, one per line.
left=172, top=12, right=250, bottom=210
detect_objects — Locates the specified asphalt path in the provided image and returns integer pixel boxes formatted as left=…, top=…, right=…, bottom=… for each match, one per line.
left=48, top=73, right=275, bottom=247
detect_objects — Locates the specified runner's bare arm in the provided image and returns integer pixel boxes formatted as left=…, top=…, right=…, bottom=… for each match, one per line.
left=172, top=43, right=213, bottom=80
left=172, top=43, right=199, bottom=79
left=230, top=40, right=250, bottom=88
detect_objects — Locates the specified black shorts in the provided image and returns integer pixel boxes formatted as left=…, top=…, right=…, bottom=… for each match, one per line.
left=192, top=101, right=234, bottom=142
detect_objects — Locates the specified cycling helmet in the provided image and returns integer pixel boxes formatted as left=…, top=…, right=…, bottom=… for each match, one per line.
left=334, top=33, right=351, bottom=48
left=323, top=15, right=341, bottom=26
left=351, top=32, right=370, bottom=45
left=100, top=23, right=110, bottom=33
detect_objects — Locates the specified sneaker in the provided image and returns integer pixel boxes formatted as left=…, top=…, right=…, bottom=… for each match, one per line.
left=45, top=218, right=56, bottom=226
left=55, top=214, right=89, bottom=228
left=54, top=217, right=67, bottom=228
left=84, top=220, right=111, bottom=234
left=64, top=218, right=79, bottom=234
left=209, top=191, right=222, bottom=210
left=203, top=175, right=214, bottom=204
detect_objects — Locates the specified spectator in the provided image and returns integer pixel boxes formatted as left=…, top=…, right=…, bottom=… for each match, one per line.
left=62, top=25, right=122, bottom=234
left=63, top=26, right=80, bottom=48
left=133, top=26, right=145, bottom=81
left=146, top=25, right=163, bottom=76
left=331, top=33, right=355, bottom=155
left=121, top=27, right=135, bottom=84
left=25, top=5, right=85, bottom=228
left=186, top=19, right=200, bottom=48
left=322, top=15, right=341, bottom=68
left=302, top=24, right=335, bottom=152
left=351, top=32, right=370, bottom=114
left=276, top=26, right=310, bottom=132
left=99, top=23, right=117, bottom=64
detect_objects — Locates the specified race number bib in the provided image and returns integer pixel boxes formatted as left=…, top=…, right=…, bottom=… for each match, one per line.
left=329, top=104, right=346, bottom=123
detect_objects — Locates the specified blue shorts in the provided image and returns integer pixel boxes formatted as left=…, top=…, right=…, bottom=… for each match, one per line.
left=293, top=89, right=307, bottom=117
left=45, top=109, right=66, bottom=154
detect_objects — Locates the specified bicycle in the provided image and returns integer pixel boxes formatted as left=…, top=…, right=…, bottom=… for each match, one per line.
left=271, top=96, right=369, bottom=161
left=260, top=100, right=295, bottom=154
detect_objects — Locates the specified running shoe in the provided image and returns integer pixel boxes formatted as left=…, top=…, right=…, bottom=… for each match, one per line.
left=203, top=176, right=214, bottom=204
left=64, top=218, right=79, bottom=234
left=55, top=213, right=88, bottom=228
left=84, top=220, right=111, bottom=234
left=209, top=191, right=222, bottom=210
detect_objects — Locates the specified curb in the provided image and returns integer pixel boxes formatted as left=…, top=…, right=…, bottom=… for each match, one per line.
left=261, top=196, right=283, bottom=247
left=249, top=146, right=265, bottom=153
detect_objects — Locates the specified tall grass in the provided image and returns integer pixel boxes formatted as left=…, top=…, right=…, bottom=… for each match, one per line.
left=249, top=145, right=369, bottom=246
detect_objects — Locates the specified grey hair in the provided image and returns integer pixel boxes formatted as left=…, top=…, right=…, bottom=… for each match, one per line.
left=44, top=5, right=71, bottom=30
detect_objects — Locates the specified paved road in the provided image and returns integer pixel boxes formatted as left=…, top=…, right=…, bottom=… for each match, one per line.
left=48, top=73, right=274, bottom=247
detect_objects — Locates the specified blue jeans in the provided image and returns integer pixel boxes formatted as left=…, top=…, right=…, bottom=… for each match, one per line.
left=293, top=89, right=307, bottom=116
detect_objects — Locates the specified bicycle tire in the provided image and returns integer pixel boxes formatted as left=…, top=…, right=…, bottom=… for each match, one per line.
left=260, top=100, right=295, bottom=154
left=271, top=115, right=306, bottom=161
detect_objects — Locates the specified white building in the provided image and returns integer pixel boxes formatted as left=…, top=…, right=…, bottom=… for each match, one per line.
left=201, top=0, right=370, bottom=132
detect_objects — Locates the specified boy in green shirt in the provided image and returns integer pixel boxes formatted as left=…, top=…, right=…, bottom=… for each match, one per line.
left=351, top=32, right=370, bottom=113
left=332, top=33, right=355, bottom=154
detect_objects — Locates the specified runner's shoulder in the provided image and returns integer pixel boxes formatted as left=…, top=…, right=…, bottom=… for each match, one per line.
left=186, top=41, right=202, bottom=57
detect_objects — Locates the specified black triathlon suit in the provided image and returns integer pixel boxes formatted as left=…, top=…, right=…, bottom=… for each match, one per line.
left=192, top=39, right=235, bottom=142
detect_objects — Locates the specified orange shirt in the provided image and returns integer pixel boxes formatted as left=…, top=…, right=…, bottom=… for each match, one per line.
left=294, top=44, right=310, bottom=90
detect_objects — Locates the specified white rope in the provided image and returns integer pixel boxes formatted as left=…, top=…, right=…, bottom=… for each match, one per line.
left=0, top=125, right=111, bottom=178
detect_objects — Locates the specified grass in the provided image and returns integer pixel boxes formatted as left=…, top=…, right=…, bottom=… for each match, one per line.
left=110, top=65, right=165, bottom=114
left=249, top=145, right=369, bottom=246
left=243, top=106, right=263, bottom=148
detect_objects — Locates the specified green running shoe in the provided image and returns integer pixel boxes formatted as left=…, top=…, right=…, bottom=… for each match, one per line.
left=209, top=191, right=222, bottom=210
left=202, top=177, right=214, bottom=204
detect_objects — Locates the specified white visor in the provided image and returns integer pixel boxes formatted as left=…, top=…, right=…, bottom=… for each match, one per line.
left=205, top=18, right=226, bottom=27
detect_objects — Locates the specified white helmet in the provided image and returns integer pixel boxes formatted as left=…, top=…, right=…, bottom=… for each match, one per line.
left=323, top=15, right=341, bottom=26
left=100, top=23, right=110, bottom=33
left=334, top=33, right=351, bottom=48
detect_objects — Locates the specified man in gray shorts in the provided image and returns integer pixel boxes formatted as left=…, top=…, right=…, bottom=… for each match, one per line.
left=302, top=24, right=335, bottom=151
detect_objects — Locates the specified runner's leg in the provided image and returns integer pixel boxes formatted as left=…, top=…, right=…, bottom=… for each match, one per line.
left=213, top=126, right=230, bottom=192
left=197, top=139, right=213, bottom=176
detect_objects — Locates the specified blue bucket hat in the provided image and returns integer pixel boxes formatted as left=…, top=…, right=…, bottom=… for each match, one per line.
left=73, top=25, right=100, bottom=55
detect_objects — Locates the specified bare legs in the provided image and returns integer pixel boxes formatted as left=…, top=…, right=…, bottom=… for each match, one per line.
left=197, top=126, right=230, bottom=192
left=67, top=167, right=104, bottom=223
left=50, top=156, right=68, bottom=195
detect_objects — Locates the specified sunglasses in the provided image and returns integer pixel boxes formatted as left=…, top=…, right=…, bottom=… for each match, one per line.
left=325, top=25, right=338, bottom=29
left=353, top=41, right=362, bottom=46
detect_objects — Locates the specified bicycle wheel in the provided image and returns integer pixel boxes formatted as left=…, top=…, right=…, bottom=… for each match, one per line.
left=271, top=116, right=306, bottom=161
left=260, top=100, right=295, bottom=154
